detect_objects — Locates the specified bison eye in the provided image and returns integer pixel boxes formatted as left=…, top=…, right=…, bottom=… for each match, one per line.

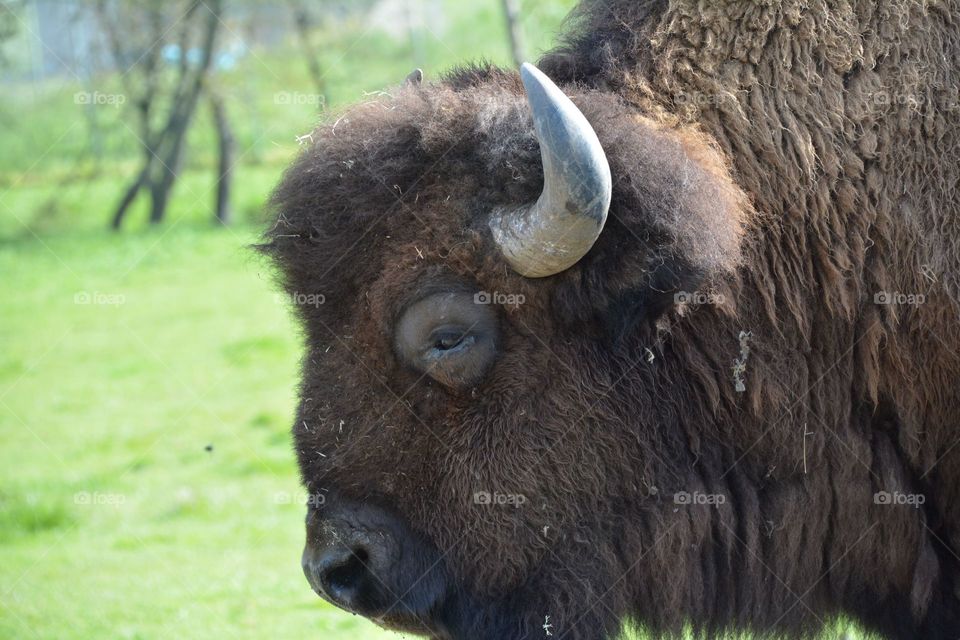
left=394, top=291, right=499, bottom=389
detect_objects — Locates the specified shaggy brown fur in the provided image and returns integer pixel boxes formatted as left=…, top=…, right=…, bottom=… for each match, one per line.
left=263, top=1, right=960, bottom=638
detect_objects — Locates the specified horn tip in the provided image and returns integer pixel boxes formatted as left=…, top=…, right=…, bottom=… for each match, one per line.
left=519, top=62, right=544, bottom=89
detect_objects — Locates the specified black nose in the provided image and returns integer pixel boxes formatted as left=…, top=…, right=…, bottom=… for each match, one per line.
left=300, top=495, right=449, bottom=623
left=303, top=537, right=377, bottom=609
left=302, top=518, right=395, bottom=613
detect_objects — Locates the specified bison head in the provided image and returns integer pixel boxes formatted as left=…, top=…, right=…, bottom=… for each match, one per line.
left=263, top=63, right=749, bottom=639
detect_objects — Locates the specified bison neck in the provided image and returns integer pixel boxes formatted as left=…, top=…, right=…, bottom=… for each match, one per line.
left=541, top=1, right=960, bottom=636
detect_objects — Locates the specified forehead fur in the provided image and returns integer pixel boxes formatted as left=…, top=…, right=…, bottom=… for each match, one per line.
left=263, top=70, right=535, bottom=318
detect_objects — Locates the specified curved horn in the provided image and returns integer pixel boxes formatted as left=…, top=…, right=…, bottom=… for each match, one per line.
left=489, top=63, right=611, bottom=278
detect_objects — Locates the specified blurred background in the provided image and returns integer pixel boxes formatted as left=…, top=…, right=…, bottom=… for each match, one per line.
left=0, top=1, right=575, bottom=638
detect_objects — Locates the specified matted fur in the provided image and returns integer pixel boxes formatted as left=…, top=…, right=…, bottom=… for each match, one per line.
left=262, top=1, right=960, bottom=638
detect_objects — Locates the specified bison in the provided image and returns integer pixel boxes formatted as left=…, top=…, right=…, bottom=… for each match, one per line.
left=261, top=1, right=960, bottom=638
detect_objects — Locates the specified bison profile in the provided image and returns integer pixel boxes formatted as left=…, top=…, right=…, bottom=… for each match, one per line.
left=262, top=1, right=960, bottom=638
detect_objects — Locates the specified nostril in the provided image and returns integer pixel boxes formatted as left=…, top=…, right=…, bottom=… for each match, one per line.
left=303, top=519, right=399, bottom=614
left=323, top=547, right=369, bottom=594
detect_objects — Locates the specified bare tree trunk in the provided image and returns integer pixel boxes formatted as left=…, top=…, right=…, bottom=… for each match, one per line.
left=147, top=0, right=222, bottom=225
left=99, top=0, right=165, bottom=230
left=148, top=104, right=189, bottom=224
left=209, top=88, right=234, bottom=225
left=501, top=0, right=525, bottom=67
left=148, top=172, right=169, bottom=224
left=405, top=0, right=425, bottom=68
left=101, top=0, right=221, bottom=228
left=290, top=1, right=328, bottom=108
left=111, top=163, right=150, bottom=229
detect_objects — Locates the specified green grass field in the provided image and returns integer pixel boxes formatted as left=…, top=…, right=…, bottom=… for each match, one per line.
left=0, top=1, right=865, bottom=637
left=0, top=223, right=356, bottom=639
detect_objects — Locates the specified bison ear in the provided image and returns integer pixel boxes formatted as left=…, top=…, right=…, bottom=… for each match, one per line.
left=405, top=68, right=423, bottom=86
left=564, top=113, right=750, bottom=339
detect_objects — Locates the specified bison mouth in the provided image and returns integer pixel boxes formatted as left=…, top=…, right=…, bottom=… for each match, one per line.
left=367, top=611, right=447, bottom=637
left=309, top=573, right=453, bottom=638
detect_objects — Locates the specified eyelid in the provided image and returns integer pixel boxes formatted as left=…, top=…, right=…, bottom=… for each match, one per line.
left=424, top=334, right=476, bottom=360
left=428, top=325, right=470, bottom=343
